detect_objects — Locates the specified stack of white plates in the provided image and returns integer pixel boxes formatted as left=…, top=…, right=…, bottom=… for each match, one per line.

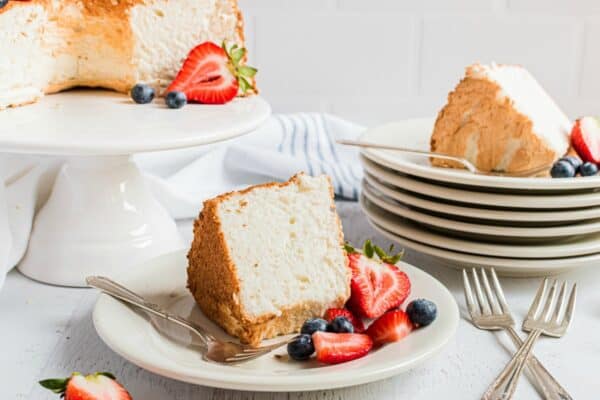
left=359, top=118, right=600, bottom=276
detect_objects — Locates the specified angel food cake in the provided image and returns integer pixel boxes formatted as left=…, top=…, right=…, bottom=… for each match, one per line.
left=0, top=0, right=249, bottom=109
left=431, top=63, right=572, bottom=173
left=187, top=174, right=351, bottom=346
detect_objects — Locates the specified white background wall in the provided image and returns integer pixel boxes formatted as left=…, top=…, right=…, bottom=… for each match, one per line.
left=238, top=0, right=600, bottom=125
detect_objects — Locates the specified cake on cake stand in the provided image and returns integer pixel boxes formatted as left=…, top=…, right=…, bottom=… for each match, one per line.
left=0, top=90, right=271, bottom=287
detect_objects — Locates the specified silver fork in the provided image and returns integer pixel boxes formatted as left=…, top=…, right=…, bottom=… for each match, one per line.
left=86, top=276, right=293, bottom=364
left=463, top=269, right=572, bottom=400
left=337, top=139, right=552, bottom=177
left=483, top=278, right=577, bottom=400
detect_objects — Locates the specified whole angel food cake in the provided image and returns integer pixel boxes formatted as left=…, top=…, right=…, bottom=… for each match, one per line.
left=187, top=174, right=351, bottom=346
left=431, top=63, right=572, bottom=173
left=0, top=0, right=251, bottom=109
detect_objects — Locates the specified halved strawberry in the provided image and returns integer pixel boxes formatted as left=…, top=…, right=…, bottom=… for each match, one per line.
left=40, top=372, right=131, bottom=400
left=166, top=41, right=257, bottom=105
left=571, top=117, right=600, bottom=164
left=324, top=307, right=365, bottom=333
left=312, top=331, right=373, bottom=364
left=346, top=252, right=411, bottom=319
left=366, top=310, right=413, bottom=346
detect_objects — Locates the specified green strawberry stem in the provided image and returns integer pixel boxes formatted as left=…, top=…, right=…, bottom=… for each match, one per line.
left=344, top=240, right=404, bottom=264
left=222, top=41, right=258, bottom=95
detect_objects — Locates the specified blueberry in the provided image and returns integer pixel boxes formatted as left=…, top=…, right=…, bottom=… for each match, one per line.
left=0, top=0, right=7, bottom=9
left=561, top=156, right=582, bottom=170
left=406, top=299, right=437, bottom=327
left=301, top=318, right=328, bottom=335
left=165, top=91, right=187, bottom=109
left=130, top=83, right=155, bottom=104
left=287, top=334, right=314, bottom=361
left=550, top=160, right=576, bottom=178
left=327, top=316, right=354, bottom=333
left=579, top=162, right=598, bottom=177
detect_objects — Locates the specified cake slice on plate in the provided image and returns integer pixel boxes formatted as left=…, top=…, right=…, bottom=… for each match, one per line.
left=187, top=174, right=350, bottom=346
left=0, top=0, right=251, bottom=109
left=430, top=63, right=572, bottom=173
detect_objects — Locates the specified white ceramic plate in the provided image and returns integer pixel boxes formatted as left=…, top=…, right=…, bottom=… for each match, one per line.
left=92, top=250, right=459, bottom=392
left=360, top=118, right=600, bottom=191
left=0, top=90, right=271, bottom=155
left=363, top=172, right=600, bottom=225
left=360, top=196, right=600, bottom=259
left=362, top=156, right=600, bottom=209
left=365, top=219, right=600, bottom=277
left=362, top=181, right=600, bottom=240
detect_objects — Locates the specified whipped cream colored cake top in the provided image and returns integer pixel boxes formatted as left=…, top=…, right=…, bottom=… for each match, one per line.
left=431, top=63, right=572, bottom=173
left=0, top=0, right=247, bottom=109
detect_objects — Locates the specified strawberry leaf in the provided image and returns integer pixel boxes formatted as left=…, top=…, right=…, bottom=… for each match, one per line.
left=238, top=76, right=252, bottom=94
left=343, top=242, right=357, bottom=254
left=238, top=65, right=257, bottom=78
left=39, top=378, right=69, bottom=394
left=363, top=239, right=374, bottom=258
left=373, top=245, right=387, bottom=260
left=231, top=47, right=246, bottom=65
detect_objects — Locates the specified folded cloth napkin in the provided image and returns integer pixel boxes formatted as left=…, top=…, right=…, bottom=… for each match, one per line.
left=0, top=113, right=364, bottom=289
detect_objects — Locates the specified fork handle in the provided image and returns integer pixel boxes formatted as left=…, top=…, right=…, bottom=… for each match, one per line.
left=483, top=329, right=542, bottom=400
left=505, top=327, right=572, bottom=400
left=86, top=276, right=211, bottom=346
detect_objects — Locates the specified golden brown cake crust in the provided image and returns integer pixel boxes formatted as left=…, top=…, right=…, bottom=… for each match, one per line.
left=187, top=174, right=349, bottom=347
left=430, top=66, right=558, bottom=173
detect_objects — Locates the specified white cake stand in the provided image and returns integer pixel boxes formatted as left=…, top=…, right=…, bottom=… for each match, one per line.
left=0, top=90, right=271, bottom=287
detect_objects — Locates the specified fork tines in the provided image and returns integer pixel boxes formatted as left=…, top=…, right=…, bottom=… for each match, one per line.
left=463, top=268, right=514, bottom=328
left=525, top=278, right=577, bottom=334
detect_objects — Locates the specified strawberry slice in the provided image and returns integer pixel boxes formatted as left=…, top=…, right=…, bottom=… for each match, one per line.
left=312, top=331, right=373, bottom=364
left=366, top=310, right=413, bottom=346
left=324, top=307, right=365, bottom=333
left=166, top=41, right=257, bottom=105
left=346, top=252, right=411, bottom=319
left=40, top=372, right=131, bottom=400
left=571, top=117, right=600, bottom=164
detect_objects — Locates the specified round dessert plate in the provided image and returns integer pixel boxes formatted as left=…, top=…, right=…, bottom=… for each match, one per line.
left=366, top=219, right=600, bottom=277
left=359, top=118, right=600, bottom=191
left=0, top=90, right=271, bottom=155
left=362, top=156, right=600, bottom=209
left=362, top=182, right=600, bottom=239
left=92, top=250, right=459, bottom=392
left=360, top=196, right=600, bottom=259
left=363, top=172, right=600, bottom=224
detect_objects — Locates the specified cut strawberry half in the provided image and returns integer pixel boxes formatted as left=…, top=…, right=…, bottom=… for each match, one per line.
left=166, top=41, right=257, bottom=105
left=40, top=372, right=132, bottom=400
left=571, top=117, right=600, bottom=164
left=366, top=309, right=413, bottom=346
left=346, top=252, right=411, bottom=319
left=312, top=331, right=373, bottom=364
left=324, top=307, right=365, bottom=333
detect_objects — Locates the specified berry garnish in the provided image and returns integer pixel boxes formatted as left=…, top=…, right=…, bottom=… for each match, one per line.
left=287, top=334, right=315, bottom=361
left=165, top=91, right=187, bottom=109
left=0, top=0, right=7, bottom=9
left=561, top=155, right=582, bottom=170
left=571, top=117, right=600, bottom=164
left=312, top=332, right=373, bottom=364
left=366, top=309, right=413, bottom=346
left=323, top=308, right=365, bottom=333
left=346, top=243, right=411, bottom=319
left=579, top=161, right=598, bottom=177
left=166, top=41, right=257, bottom=105
left=327, top=316, right=354, bottom=334
left=39, top=372, right=131, bottom=400
left=550, top=160, right=576, bottom=178
left=130, top=83, right=155, bottom=104
left=300, top=318, right=328, bottom=335
left=406, top=299, right=438, bottom=327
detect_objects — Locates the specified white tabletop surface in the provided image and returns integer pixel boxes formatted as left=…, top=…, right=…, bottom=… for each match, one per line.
left=2, top=202, right=599, bottom=399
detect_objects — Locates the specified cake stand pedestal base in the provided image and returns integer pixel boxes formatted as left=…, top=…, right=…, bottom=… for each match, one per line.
left=18, top=155, right=185, bottom=287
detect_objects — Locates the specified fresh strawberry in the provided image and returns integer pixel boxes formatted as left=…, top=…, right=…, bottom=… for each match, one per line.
left=166, top=41, right=257, bottom=105
left=324, top=307, right=365, bottom=333
left=571, top=117, right=600, bottom=164
left=39, top=372, right=132, bottom=400
left=346, top=252, right=411, bottom=319
left=366, top=310, right=413, bottom=346
left=312, top=331, right=373, bottom=364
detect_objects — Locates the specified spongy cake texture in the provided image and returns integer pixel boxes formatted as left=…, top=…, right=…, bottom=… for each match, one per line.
left=187, top=174, right=351, bottom=346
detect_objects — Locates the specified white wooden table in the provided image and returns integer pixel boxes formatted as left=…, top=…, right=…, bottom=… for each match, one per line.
left=2, top=203, right=599, bottom=399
